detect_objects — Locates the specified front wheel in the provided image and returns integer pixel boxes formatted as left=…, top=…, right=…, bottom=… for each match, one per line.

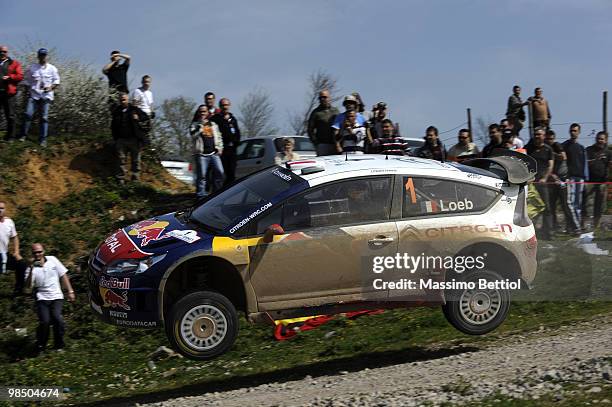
left=442, top=270, right=510, bottom=335
left=166, top=291, right=239, bottom=360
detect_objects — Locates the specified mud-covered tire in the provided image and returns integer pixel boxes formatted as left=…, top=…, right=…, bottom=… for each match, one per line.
left=442, top=270, right=510, bottom=335
left=165, top=291, right=239, bottom=360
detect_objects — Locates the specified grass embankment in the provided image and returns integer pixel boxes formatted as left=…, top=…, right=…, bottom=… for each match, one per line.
left=0, top=135, right=610, bottom=405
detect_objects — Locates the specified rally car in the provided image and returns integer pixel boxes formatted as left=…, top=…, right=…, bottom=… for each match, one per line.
left=88, top=153, right=538, bottom=360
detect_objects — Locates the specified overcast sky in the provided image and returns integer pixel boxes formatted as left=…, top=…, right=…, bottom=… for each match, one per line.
left=3, top=0, right=612, bottom=144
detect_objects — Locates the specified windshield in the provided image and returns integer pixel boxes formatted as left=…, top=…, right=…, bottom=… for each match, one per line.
left=190, top=167, right=307, bottom=233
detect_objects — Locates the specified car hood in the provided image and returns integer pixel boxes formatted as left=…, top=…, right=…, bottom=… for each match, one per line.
left=96, top=213, right=213, bottom=264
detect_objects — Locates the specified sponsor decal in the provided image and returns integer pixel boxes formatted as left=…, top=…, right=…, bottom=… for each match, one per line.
left=401, top=224, right=513, bottom=238
left=229, top=202, right=273, bottom=234
left=100, top=287, right=131, bottom=310
left=109, top=310, right=128, bottom=318
left=466, top=173, right=482, bottom=179
left=104, top=230, right=123, bottom=254
left=97, top=229, right=152, bottom=263
left=272, top=168, right=292, bottom=181
left=370, top=169, right=396, bottom=173
left=99, top=277, right=130, bottom=289
left=128, top=220, right=170, bottom=246
left=161, top=229, right=201, bottom=244
left=115, top=320, right=157, bottom=327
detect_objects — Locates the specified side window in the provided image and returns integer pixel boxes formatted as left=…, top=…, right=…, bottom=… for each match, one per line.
left=282, top=177, right=392, bottom=231
left=255, top=205, right=283, bottom=235
left=236, top=140, right=251, bottom=159
left=402, top=177, right=499, bottom=218
left=243, top=140, right=266, bottom=159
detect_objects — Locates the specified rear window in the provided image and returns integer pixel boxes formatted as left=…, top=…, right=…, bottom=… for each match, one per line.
left=402, top=176, right=500, bottom=218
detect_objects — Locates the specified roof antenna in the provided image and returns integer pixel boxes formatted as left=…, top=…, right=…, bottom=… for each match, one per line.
left=385, top=154, right=389, bottom=160
left=345, top=150, right=348, bottom=161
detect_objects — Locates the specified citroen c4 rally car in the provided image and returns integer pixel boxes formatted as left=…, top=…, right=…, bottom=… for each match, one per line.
left=88, top=152, right=538, bottom=360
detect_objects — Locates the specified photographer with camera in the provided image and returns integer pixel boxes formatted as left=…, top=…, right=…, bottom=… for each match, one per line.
left=24, top=243, right=75, bottom=353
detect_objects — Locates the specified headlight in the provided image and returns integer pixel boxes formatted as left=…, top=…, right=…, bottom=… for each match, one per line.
left=106, top=254, right=167, bottom=274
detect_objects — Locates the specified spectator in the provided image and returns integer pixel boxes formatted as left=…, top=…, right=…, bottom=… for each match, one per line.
left=502, top=129, right=525, bottom=151
left=0, top=45, right=23, bottom=141
left=19, top=48, right=60, bottom=147
left=274, top=137, right=301, bottom=165
left=583, top=131, right=611, bottom=231
left=111, top=93, right=148, bottom=183
left=352, top=92, right=370, bottom=119
left=415, top=126, right=446, bottom=161
left=544, top=130, right=572, bottom=233
left=336, top=110, right=371, bottom=154
left=102, top=50, right=130, bottom=94
left=130, top=75, right=154, bottom=145
left=190, top=104, right=223, bottom=198
left=526, top=127, right=554, bottom=240
left=481, top=124, right=504, bottom=158
left=212, top=98, right=241, bottom=185
left=529, top=87, right=552, bottom=130
left=0, top=200, right=26, bottom=296
left=562, top=123, right=587, bottom=234
left=378, top=119, right=408, bottom=156
left=307, top=89, right=339, bottom=156
left=368, top=101, right=389, bottom=152
left=332, top=95, right=368, bottom=148
left=204, top=91, right=221, bottom=116
left=24, top=243, right=75, bottom=353
left=506, top=85, right=528, bottom=136
left=447, top=129, right=479, bottom=161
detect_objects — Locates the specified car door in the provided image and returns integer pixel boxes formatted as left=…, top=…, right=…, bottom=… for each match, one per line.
left=248, top=176, right=398, bottom=311
left=392, top=175, right=502, bottom=302
left=235, top=138, right=267, bottom=179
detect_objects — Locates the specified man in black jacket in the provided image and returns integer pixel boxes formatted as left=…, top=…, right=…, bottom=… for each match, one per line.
left=111, top=93, right=148, bottom=183
left=583, top=131, right=611, bottom=230
left=212, top=98, right=241, bottom=185
left=562, top=123, right=587, bottom=234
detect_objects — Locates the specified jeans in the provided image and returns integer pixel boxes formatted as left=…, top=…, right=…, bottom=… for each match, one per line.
left=582, top=184, right=607, bottom=228
left=22, top=97, right=51, bottom=143
left=195, top=154, right=224, bottom=197
left=1, top=253, right=27, bottom=295
left=566, top=177, right=584, bottom=231
left=0, top=91, right=16, bottom=139
left=549, top=183, right=573, bottom=231
left=36, top=299, right=65, bottom=350
left=535, top=183, right=553, bottom=239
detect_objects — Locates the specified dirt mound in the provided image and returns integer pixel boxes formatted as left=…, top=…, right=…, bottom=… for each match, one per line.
left=1, top=139, right=191, bottom=213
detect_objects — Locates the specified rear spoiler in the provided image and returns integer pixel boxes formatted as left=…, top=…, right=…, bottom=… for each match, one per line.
left=463, top=149, right=537, bottom=184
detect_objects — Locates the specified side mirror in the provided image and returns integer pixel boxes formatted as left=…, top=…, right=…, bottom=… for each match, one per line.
left=263, top=224, right=285, bottom=243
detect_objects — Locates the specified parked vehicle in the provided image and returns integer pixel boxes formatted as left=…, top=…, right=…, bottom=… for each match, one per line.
left=89, top=153, right=538, bottom=360
left=161, top=160, right=194, bottom=184
left=235, top=135, right=316, bottom=179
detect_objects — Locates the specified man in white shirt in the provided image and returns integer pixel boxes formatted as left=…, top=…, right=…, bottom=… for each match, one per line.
left=24, top=243, right=75, bottom=352
left=130, top=75, right=154, bottom=116
left=130, top=75, right=154, bottom=145
left=0, top=200, right=26, bottom=296
left=19, top=48, right=60, bottom=147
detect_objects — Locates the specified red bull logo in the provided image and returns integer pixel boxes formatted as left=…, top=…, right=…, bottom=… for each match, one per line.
left=128, top=220, right=170, bottom=246
left=100, top=287, right=131, bottom=310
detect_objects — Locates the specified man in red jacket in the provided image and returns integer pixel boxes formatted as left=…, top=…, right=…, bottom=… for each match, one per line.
left=0, top=45, right=24, bottom=141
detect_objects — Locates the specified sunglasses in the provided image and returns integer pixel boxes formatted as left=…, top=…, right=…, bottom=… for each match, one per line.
left=33, top=251, right=44, bottom=254
left=458, top=136, right=468, bottom=139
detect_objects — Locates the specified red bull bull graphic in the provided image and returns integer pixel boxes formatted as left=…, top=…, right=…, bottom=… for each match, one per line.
left=128, top=220, right=170, bottom=246
left=100, top=287, right=131, bottom=310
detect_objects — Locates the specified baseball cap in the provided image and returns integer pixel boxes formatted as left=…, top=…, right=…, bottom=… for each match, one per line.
left=343, top=95, right=358, bottom=104
left=37, top=48, right=48, bottom=55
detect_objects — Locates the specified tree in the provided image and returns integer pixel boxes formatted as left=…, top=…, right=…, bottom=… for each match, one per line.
left=474, top=116, right=495, bottom=147
left=1, top=43, right=111, bottom=137
left=155, top=96, right=197, bottom=160
left=238, top=87, right=277, bottom=138
left=287, top=69, right=339, bottom=135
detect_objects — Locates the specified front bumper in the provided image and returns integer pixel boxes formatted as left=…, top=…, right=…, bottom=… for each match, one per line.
left=88, top=255, right=161, bottom=328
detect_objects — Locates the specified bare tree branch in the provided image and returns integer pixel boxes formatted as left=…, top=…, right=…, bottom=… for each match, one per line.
left=287, top=69, right=339, bottom=135
left=238, top=87, right=278, bottom=138
left=474, top=116, right=494, bottom=147
left=155, top=96, right=197, bottom=160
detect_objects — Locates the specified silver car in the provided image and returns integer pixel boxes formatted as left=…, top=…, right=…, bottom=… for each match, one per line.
left=235, top=135, right=316, bottom=179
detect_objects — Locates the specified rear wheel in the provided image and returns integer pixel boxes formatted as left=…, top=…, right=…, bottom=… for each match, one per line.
left=166, top=291, right=239, bottom=360
left=442, top=270, right=510, bottom=335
